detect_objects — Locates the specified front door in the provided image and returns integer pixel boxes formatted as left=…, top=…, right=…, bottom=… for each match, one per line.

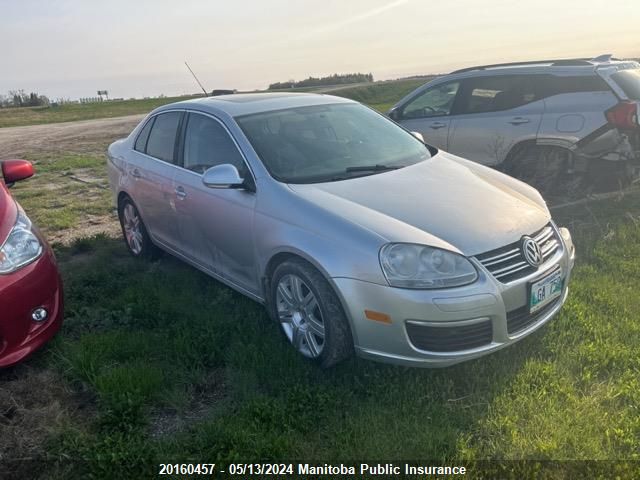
left=172, top=112, right=259, bottom=295
left=397, top=80, right=461, bottom=150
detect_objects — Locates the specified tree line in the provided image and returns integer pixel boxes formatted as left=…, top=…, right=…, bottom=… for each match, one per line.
left=0, top=90, right=49, bottom=108
left=268, top=73, right=374, bottom=90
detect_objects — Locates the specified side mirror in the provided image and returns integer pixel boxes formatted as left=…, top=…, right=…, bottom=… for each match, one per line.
left=411, top=131, right=424, bottom=142
left=388, top=107, right=402, bottom=121
left=2, top=159, right=34, bottom=186
left=202, top=164, right=245, bottom=189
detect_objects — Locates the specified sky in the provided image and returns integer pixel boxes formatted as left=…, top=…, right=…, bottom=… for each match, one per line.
left=1, top=0, right=638, bottom=100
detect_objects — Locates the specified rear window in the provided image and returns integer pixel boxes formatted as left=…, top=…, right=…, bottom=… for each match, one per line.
left=611, top=69, right=640, bottom=100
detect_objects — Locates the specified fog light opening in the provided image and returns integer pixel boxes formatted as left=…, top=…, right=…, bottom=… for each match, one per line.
left=31, top=308, right=48, bottom=322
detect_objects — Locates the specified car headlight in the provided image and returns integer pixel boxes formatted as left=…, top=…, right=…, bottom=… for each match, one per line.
left=558, top=227, right=575, bottom=260
left=0, top=209, right=43, bottom=274
left=379, top=243, right=478, bottom=289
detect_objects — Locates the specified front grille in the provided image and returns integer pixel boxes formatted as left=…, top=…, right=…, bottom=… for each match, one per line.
left=506, top=298, right=561, bottom=334
left=406, top=319, right=493, bottom=352
left=475, top=224, right=560, bottom=283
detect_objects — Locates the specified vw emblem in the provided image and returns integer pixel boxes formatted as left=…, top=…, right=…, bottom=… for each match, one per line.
left=522, top=236, right=543, bottom=267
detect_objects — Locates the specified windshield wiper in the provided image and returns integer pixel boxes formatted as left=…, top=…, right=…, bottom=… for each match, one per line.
left=344, top=164, right=401, bottom=172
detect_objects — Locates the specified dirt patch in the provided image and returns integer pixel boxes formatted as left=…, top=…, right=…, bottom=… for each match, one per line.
left=0, top=115, right=144, bottom=159
left=50, top=214, right=121, bottom=246
left=0, top=117, right=140, bottom=245
left=0, top=364, right=94, bottom=478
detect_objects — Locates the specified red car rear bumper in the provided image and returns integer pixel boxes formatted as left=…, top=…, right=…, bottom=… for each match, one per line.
left=0, top=242, right=63, bottom=368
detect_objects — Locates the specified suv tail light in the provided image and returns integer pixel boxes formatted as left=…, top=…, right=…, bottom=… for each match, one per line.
left=605, top=101, right=639, bottom=129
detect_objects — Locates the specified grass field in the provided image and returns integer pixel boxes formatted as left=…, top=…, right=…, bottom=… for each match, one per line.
left=2, top=84, right=640, bottom=479
left=0, top=96, right=197, bottom=128
left=0, top=77, right=434, bottom=129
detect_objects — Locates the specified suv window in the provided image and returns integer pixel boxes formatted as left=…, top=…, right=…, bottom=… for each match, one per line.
left=401, top=81, right=460, bottom=119
left=183, top=113, right=246, bottom=175
left=610, top=69, right=640, bottom=100
left=457, top=75, right=537, bottom=114
left=134, top=117, right=154, bottom=153
left=146, top=112, right=182, bottom=163
left=537, top=74, right=610, bottom=97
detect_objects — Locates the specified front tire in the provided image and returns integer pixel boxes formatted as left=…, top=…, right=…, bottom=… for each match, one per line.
left=270, top=259, right=353, bottom=368
left=117, top=196, right=161, bottom=259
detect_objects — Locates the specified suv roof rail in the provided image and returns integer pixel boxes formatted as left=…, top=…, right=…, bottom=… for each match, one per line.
left=450, top=56, right=619, bottom=74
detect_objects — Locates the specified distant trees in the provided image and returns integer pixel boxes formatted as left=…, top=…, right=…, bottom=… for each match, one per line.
left=0, top=90, right=49, bottom=108
left=268, top=73, right=374, bottom=90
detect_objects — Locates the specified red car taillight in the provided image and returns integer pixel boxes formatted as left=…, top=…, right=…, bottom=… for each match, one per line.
left=605, top=101, right=639, bottom=129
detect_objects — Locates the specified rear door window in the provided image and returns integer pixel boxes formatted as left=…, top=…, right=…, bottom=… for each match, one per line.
left=456, top=75, right=538, bottom=114
left=610, top=69, right=640, bottom=100
left=145, top=112, right=182, bottom=163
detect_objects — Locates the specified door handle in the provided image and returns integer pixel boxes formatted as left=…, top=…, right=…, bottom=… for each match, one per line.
left=430, top=121, right=447, bottom=130
left=175, top=186, right=187, bottom=199
left=131, top=168, right=142, bottom=178
left=509, top=117, right=531, bottom=125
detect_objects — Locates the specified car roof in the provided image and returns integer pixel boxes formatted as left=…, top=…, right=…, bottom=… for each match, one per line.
left=445, top=55, right=639, bottom=79
left=156, top=92, right=356, bottom=117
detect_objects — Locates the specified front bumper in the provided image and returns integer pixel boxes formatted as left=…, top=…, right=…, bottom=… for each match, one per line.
left=0, top=243, right=64, bottom=368
left=333, top=231, right=575, bottom=368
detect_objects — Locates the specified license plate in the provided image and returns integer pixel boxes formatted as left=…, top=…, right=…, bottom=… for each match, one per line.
left=529, top=268, right=563, bottom=314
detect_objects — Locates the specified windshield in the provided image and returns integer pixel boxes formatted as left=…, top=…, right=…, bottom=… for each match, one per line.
left=611, top=69, right=640, bottom=100
left=235, top=103, right=431, bottom=183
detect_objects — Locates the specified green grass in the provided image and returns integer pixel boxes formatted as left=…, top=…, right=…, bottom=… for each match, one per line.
left=15, top=190, right=634, bottom=478
left=0, top=96, right=200, bottom=128
left=0, top=78, right=433, bottom=128
left=11, top=153, right=113, bottom=235
left=331, top=77, right=435, bottom=112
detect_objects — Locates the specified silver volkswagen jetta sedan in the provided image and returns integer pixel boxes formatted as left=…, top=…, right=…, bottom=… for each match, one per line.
left=107, top=93, right=575, bottom=368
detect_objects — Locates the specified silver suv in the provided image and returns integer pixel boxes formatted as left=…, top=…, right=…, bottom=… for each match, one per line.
left=389, top=55, right=640, bottom=194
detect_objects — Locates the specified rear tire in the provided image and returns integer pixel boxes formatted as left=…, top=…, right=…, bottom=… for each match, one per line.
left=270, top=259, right=353, bottom=368
left=504, top=145, right=576, bottom=198
left=117, top=196, right=162, bottom=260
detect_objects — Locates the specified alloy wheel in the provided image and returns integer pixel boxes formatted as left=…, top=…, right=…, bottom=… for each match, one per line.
left=276, top=274, right=326, bottom=358
left=123, top=203, right=143, bottom=255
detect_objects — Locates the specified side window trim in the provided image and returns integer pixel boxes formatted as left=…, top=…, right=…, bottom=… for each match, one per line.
left=178, top=110, right=256, bottom=184
left=450, top=78, right=474, bottom=116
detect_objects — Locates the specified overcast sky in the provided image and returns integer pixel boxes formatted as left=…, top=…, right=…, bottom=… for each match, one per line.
left=1, top=0, right=638, bottom=100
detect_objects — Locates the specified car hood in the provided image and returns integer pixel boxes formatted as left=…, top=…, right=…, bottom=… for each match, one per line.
left=288, top=151, right=550, bottom=256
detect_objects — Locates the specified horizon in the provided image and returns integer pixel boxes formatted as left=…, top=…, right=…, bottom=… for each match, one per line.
left=2, top=0, right=638, bottom=101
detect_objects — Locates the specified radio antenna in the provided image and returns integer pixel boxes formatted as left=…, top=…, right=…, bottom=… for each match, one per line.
left=184, top=61, right=209, bottom=97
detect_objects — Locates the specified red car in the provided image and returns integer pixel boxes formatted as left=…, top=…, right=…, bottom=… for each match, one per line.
left=0, top=160, right=63, bottom=367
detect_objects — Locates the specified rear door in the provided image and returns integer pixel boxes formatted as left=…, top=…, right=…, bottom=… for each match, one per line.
left=448, top=75, right=543, bottom=166
left=130, top=110, right=184, bottom=249
left=396, top=80, right=461, bottom=150
left=172, top=111, right=259, bottom=295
